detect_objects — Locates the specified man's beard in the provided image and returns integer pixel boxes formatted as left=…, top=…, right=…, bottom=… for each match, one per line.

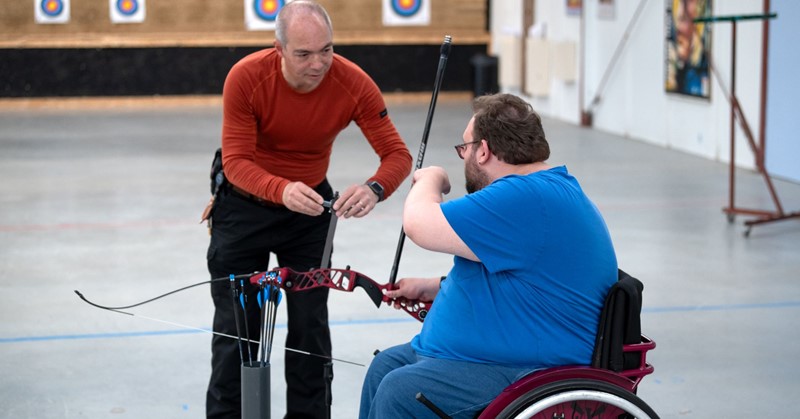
left=465, top=156, right=491, bottom=194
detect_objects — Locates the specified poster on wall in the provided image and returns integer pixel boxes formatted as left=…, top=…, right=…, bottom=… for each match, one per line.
left=665, top=0, right=712, bottom=98
left=245, top=0, right=287, bottom=31
left=383, top=0, right=430, bottom=26
left=110, top=0, right=146, bottom=24
left=566, top=0, right=582, bottom=16
left=34, top=0, right=70, bottom=24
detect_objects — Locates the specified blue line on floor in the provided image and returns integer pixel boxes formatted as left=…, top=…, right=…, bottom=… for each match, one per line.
left=3, top=301, right=799, bottom=344
left=0, top=317, right=412, bottom=343
left=0, top=328, right=203, bottom=343
left=642, top=300, right=800, bottom=313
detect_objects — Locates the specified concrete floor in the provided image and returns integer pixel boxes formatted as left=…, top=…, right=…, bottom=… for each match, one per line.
left=1, top=97, right=799, bottom=418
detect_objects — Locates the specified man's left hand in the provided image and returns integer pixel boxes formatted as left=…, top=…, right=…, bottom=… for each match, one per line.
left=334, top=184, right=378, bottom=218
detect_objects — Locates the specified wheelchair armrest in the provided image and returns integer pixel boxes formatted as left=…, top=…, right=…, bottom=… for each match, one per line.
left=620, top=334, right=656, bottom=386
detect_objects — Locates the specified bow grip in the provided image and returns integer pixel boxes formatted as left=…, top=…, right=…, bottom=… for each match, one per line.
left=353, top=274, right=384, bottom=308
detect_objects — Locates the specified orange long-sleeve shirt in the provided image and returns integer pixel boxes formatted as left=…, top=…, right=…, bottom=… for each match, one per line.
left=221, top=48, right=412, bottom=205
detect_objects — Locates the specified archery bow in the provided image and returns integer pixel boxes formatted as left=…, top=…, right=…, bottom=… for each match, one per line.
left=248, top=266, right=430, bottom=322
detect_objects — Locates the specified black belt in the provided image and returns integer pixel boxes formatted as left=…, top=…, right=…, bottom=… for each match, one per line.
left=229, top=184, right=283, bottom=208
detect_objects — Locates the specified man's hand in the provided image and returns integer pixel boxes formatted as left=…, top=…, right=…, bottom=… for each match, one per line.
left=333, top=184, right=378, bottom=219
left=411, top=166, right=451, bottom=195
left=385, top=277, right=441, bottom=308
left=282, top=182, right=325, bottom=216
left=404, top=166, right=477, bottom=261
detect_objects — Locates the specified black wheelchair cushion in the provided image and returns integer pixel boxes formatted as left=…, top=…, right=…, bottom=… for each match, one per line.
left=591, top=269, right=644, bottom=372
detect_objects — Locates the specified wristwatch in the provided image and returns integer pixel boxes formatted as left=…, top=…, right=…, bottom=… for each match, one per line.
left=366, top=180, right=385, bottom=202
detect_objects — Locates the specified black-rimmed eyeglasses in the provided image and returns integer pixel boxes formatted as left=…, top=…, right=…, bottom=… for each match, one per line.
left=454, top=140, right=482, bottom=159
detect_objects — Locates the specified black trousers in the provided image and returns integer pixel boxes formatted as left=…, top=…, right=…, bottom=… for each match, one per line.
left=206, top=180, right=334, bottom=419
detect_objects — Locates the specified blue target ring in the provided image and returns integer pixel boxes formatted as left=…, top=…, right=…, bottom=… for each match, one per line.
left=116, top=0, right=139, bottom=16
left=254, top=0, right=285, bottom=22
left=392, top=0, right=422, bottom=17
left=40, top=0, right=64, bottom=17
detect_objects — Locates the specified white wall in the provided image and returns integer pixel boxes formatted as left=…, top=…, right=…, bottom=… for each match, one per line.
left=490, top=0, right=774, bottom=172
left=765, top=0, right=800, bottom=182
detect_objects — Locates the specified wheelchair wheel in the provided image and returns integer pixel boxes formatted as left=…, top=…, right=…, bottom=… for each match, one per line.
left=494, top=379, right=659, bottom=419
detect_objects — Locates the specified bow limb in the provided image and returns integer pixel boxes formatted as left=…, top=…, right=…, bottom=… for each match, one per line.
left=248, top=267, right=430, bottom=322
left=73, top=274, right=252, bottom=311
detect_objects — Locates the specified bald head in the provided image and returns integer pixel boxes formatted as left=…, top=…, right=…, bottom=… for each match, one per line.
left=275, top=1, right=333, bottom=47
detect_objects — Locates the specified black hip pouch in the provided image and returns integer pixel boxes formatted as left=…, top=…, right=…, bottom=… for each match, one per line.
left=201, top=147, right=227, bottom=228
left=210, top=147, right=227, bottom=195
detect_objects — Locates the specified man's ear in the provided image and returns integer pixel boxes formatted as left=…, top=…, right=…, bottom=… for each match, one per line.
left=274, top=40, right=284, bottom=57
left=476, top=139, right=491, bottom=164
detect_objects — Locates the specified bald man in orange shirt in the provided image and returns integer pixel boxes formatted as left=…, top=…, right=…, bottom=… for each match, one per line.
left=205, top=2, right=412, bottom=418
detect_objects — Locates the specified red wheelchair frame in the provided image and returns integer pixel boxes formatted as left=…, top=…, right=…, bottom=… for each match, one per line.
left=477, top=335, right=657, bottom=418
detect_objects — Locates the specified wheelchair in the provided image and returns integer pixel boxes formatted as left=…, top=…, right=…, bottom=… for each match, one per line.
left=476, top=337, right=656, bottom=418
left=420, top=270, right=659, bottom=419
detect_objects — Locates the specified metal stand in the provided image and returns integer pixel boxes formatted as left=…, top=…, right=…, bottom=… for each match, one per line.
left=697, top=12, right=800, bottom=236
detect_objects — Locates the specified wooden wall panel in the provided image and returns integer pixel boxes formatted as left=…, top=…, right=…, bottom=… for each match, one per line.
left=1, top=0, right=488, bottom=47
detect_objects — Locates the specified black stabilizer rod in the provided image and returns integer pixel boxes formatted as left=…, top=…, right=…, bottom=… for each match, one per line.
left=388, top=35, right=452, bottom=288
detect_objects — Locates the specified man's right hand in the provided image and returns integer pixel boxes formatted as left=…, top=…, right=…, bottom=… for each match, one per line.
left=385, top=277, right=441, bottom=308
left=282, top=181, right=325, bottom=216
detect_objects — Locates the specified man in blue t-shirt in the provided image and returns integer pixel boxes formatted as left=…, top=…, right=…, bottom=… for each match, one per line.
left=359, top=93, right=618, bottom=418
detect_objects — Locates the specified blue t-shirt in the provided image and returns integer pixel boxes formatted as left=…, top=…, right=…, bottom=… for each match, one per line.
left=411, top=166, right=617, bottom=368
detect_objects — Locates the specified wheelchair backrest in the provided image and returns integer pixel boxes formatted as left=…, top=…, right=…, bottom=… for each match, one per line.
left=591, top=269, right=644, bottom=372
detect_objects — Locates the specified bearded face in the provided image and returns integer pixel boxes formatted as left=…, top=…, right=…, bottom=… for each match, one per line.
left=464, top=152, right=491, bottom=194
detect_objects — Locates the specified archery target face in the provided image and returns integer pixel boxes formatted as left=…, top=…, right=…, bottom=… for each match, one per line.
left=392, top=0, right=421, bottom=16
left=254, top=0, right=283, bottom=21
left=35, top=0, right=70, bottom=24
left=117, top=0, right=139, bottom=15
left=383, top=0, right=429, bottom=26
left=110, top=0, right=146, bottom=23
left=245, top=0, right=286, bottom=30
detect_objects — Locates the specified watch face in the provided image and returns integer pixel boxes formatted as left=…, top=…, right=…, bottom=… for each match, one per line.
left=368, top=181, right=384, bottom=200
